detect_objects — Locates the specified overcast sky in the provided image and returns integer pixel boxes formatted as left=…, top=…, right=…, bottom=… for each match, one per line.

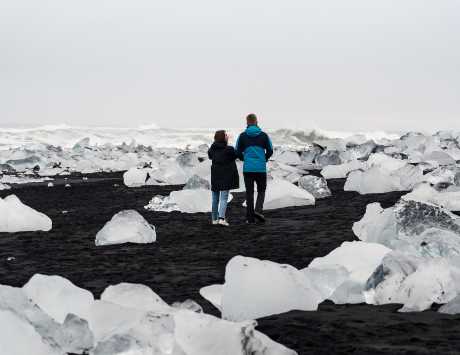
left=1, top=0, right=459, bottom=132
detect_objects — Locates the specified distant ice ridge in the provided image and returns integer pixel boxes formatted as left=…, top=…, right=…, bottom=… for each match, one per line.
left=0, top=274, right=297, bottom=355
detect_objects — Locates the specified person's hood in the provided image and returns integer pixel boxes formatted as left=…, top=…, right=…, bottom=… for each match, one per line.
left=245, top=125, right=262, bottom=137
left=211, top=141, right=227, bottom=149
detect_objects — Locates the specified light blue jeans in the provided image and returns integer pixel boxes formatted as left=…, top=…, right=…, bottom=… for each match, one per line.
left=212, top=190, right=230, bottom=220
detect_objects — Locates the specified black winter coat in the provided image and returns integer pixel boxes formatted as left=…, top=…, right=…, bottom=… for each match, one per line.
left=208, top=142, right=240, bottom=192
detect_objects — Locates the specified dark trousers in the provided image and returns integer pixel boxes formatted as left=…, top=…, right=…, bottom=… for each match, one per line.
left=244, top=172, right=267, bottom=221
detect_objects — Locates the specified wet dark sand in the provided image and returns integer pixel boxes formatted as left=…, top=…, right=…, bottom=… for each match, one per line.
left=1, top=172, right=460, bottom=354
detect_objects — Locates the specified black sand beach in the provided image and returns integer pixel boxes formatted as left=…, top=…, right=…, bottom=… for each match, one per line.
left=1, top=173, right=460, bottom=355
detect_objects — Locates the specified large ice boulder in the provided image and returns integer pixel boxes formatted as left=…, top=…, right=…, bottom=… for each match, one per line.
left=221, top=256, right=323, bottom=322
left=0, top=309, right=64, bottom=355
left=321, top=160, right=366, bottom=179
left=95, top=210, right=156, bottom=246
left=0, top=285, right=93, bottom=355
left=261, top=178, right=315, bottom=210
left=0, top=194, right=52, bottom=232
left=353, top=200, right=460, bottom=258
left=268, top=162, right=306, bottom=183
left=315, top=150, right=342, bottom=167
left=23, top=274, right=94, bottom=323
left=298, top=175, right=331, bottom=199
left=344, top=164, right=423, bottom=194
left=85, top=300, right=178, bottom=351
left=343, top=140, right=376, bottom=161
left=89, top=283, right=297, bottom=355
left=302, top=266, right=350, bottom=300
left=274, top=150, right=301, bottom=166
left=439, top=295, right=460, bottom=314
left=174, top=309, right=297, bottom=355
left=123, top=167, right=159, bottom=187
left=422, top=166, right=457, bottom=186
left=146, top=189, right=232, bottom=213
left=300, top=145, right=323, bottom=164
left=309, top=241, right=391, bottom=284
left=183, top=174, right=211, bottom=190
left=101, top=283, right=169, bottom=313
left=365, top=254, right=460, bottom=312
left=199, top=284, right=223, bottom=311
left=402, top=183, right=460, bottom=211
left=422, top=150, right=456, bottom=166
left=308, top=241, right=391, bottom=304
left=149, top=159, right=190, bottom=185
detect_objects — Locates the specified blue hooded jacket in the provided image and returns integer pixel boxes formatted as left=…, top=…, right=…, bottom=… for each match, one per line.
left=235, top=125, right=273, bottom=173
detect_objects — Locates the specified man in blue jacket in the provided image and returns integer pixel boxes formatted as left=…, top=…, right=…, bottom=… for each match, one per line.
left=235, top=113, right=273, bottom=223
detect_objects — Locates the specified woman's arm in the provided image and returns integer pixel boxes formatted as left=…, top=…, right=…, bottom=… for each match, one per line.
left=227, top=146, right=238, bottom=161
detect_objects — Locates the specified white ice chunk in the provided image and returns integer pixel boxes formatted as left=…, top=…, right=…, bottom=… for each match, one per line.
left=23, top=274, right=94, bottom=323
left=199, top=284, right=223, bottom=311
left=298, top=175, right=331, bottom=199
left=146, top=189, right=232, bottom=213
left=123, top=168, right=159, bottom=187
left=353, top=200, right=460, bottom=258
left=321, top=160, right=366, bottom=179
left=402, top=183, right=460, bottom=211
left=309, top=241, right=391, bottom=284
left=439, top=295, right=460, bottom=314
left=95, top=210, right=156, bottom=246
left=263, top=179, right=315, bottom=210
left=302, top=266, right=350, bottom=300
left=0, top=309, right=64, bottom=355
left=183, top=174, right=210, bottom=190
left=221, top=256, right=323, bottom=322
left=0, top=195, right=52, bottom=232
left=101, top=283, right=169, bottom=313
left=0, top=284, right=93, bottom=355
left=174, top=309, right=297, bottom=355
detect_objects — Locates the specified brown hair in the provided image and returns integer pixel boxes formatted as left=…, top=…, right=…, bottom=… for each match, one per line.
left=246, top=113, right=258, bottom=126
left=214, top=130, right=227, bottom=144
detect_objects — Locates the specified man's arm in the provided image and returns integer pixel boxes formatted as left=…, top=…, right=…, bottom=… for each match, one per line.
left=235, top=134, right=245, bottom=160
left=265, top=134, right=274, bottom=161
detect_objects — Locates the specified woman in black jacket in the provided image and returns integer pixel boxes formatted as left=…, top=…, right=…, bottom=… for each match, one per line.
left=208, top=130, right=239, bottom=226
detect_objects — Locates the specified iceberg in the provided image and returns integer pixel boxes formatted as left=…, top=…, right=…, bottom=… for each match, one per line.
left=0, top=309, right=64, bottom=355
left=123, top=167, right=159, bottom=187
left=146, top=189, right=232, bottom=213
left=308, top=241, right=391, bottom=304
left=353, top=200, right=460, bottom=257
left=439, top=295, right=460, bottom=314
left=309, top=241, right=391, bottom=284
left=23, top=274, right=94, bottom=324
left=320, top=160, right=366, bottom=179
left=95, top=210, right=156, bottom=246
left=0, top=284, right=93, bottom=355
left=0, top=194, right=52, bottom=232
left=402, top=183, right=460, bottom=211
left=262, top=178, right=315, bottom=210
left=199, top=284, right=223, bottom=311
left=298, top=175, right=331, bottom=199
left=221, top=256, right=323, bottom=322
left=183, top=174, right=211, bottom=190
left=273, top=150, right=302, bottom=166
left=365, top=255, right=460, bottom=312
left=344, top=164, right=423, bottom=194
left=315, top=150, right=342, bottom=167
left=101, top=283, right=169, bottom=313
